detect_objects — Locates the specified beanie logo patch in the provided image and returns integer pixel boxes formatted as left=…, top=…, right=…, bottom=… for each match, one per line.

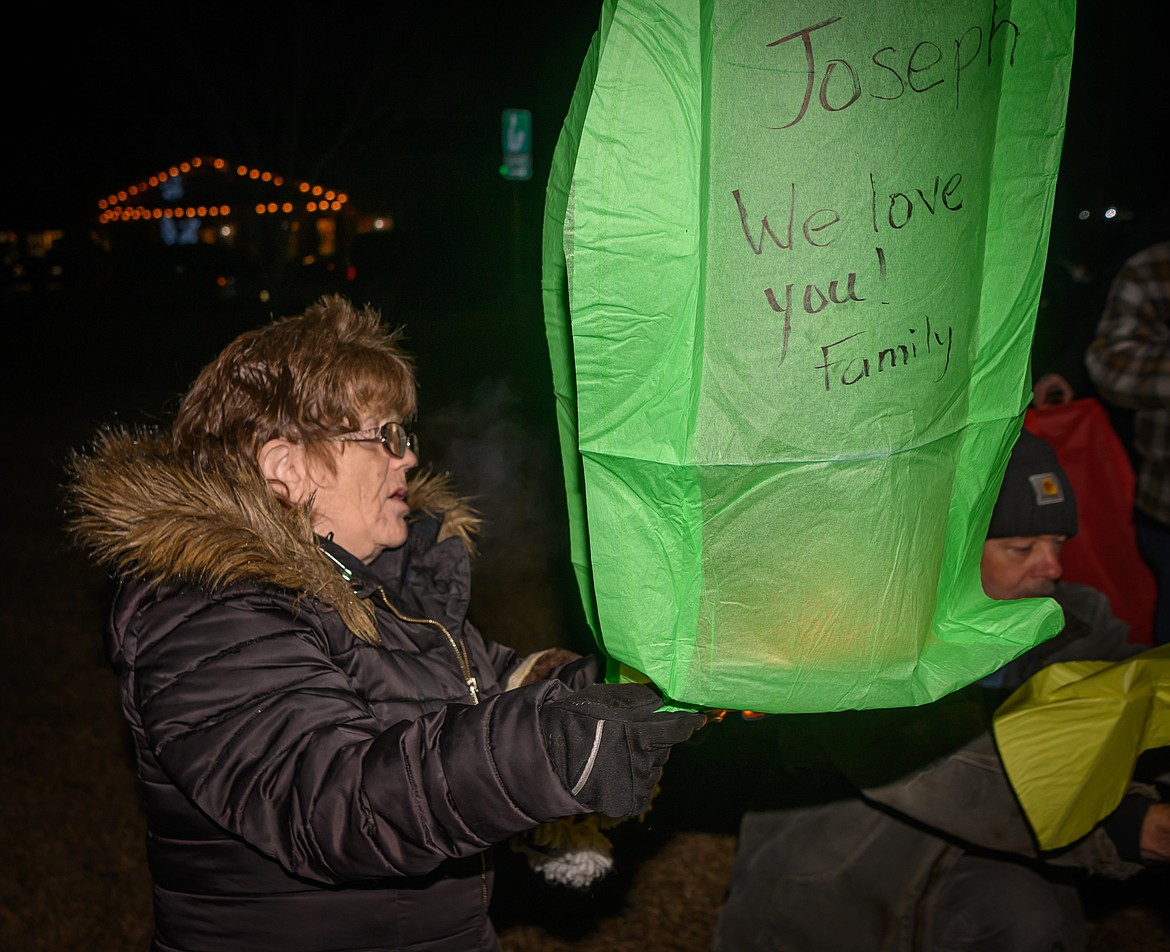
left=1028, top=472, right=1064, bottom=506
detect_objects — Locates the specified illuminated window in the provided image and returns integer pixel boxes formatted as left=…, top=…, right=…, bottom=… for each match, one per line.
left=316, top=217, right=336, bottom=257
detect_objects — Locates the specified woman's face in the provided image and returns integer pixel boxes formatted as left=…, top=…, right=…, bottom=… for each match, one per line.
left=306, top=416, right=417, bottom=563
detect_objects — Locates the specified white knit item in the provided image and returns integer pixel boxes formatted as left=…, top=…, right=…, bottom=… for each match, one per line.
left=527, top=847, right=614, bottom=889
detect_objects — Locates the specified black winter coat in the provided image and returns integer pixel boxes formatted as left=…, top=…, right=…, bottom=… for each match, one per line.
left=70, top=430, right=596, bottom=952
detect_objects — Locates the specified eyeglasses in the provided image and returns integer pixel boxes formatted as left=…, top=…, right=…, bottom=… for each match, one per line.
left=330, top=421, right=418, bottom=459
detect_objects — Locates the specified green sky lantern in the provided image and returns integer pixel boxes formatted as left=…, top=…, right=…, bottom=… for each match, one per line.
left=542, top=0, right=1077, bottom=713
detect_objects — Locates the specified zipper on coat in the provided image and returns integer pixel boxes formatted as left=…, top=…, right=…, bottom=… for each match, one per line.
left=376, top=589, right=480, bottom=704
left=376, top=587, right=490, bottom=915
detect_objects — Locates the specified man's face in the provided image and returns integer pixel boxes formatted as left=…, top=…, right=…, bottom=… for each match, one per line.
left=980, top=534, right=1067, bottom=601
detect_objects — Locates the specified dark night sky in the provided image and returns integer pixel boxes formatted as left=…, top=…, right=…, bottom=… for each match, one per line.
left=4, top=3, right=603, bottom=230
left=5, top=1, right=1168, bottom=258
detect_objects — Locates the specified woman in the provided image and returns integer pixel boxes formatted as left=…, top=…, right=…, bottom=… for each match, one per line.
left=67, top=295, right=703, bottom=952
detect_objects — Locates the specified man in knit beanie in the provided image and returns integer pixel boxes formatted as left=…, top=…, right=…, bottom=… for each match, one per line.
left=980, top=430, right=1137, bottom=690
left=981, top=429, right=1078, bottom=602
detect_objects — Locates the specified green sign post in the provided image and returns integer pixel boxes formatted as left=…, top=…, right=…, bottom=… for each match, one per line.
left=501, top=108, right=533, bottom=181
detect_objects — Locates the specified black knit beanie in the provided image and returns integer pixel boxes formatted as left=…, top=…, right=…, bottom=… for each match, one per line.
left=986, top=430, right=1078, bottom=539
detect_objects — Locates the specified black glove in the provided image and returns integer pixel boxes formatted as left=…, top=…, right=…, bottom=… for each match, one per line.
left=539, top=682, right=706, bottom=817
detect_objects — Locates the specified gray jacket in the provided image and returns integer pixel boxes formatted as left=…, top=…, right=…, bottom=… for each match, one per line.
left=714, top=582, right=1151, bottom=952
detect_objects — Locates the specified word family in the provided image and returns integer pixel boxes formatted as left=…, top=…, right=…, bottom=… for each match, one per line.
left=812, top=316, right=954, bottom=391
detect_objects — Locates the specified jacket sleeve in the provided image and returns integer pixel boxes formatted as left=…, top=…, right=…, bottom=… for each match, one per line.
left=814, top=581, right=1152, bottom=878
left=1085, top=256, right=1170, bottom=410
left=503, top=648, right=602, bottom=690
left=807, top=678, right=1148, bottom=880
left=129, top=591, right=586, bottom=885
left=856, top=728, right=1147, bottom=880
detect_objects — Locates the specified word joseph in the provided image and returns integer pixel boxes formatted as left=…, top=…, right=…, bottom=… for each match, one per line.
left=766, top=5, right=1020, bottom=129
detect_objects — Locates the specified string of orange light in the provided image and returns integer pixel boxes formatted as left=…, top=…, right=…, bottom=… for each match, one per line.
left=97, top=155, right=348, bottom=224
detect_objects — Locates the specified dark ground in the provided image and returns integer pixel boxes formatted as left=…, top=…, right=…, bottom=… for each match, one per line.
left=3, top=282, right=1168, bottom=951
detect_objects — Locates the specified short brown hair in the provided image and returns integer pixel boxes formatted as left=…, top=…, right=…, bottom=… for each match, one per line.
left=172, top=295, right=416, bottom=473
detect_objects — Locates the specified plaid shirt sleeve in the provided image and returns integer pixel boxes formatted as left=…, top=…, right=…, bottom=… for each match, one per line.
left=1085, top=242, right=1170, bottom=409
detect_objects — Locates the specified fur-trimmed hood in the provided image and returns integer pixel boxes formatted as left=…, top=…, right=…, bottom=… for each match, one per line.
left=65, top=427, right=480, bottom=644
